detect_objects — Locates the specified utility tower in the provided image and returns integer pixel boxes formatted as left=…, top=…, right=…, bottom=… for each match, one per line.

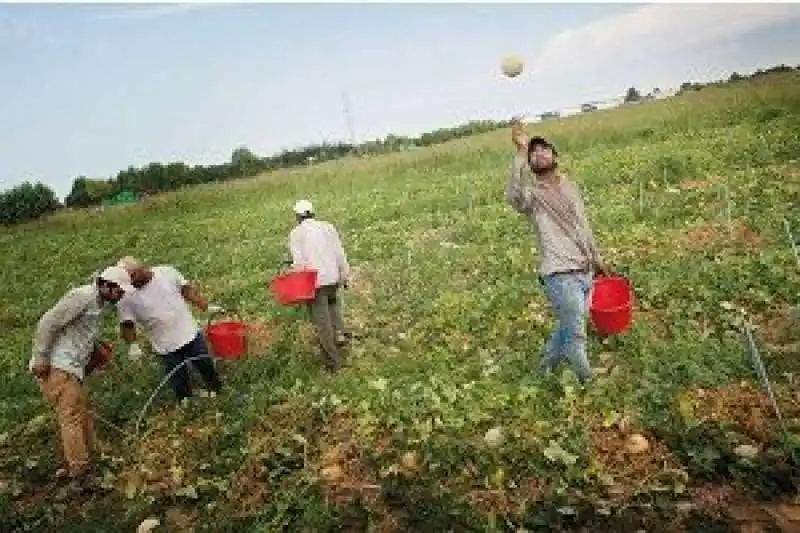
left=341, top=91, right=357, bottom=147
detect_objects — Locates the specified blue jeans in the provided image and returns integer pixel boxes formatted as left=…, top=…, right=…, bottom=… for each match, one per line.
left=540, top=271, right=593, bottom=384
left=162, top=333, right=222, bottom=401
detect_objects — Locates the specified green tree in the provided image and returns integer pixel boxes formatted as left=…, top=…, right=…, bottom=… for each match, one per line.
left=230, top=146, right=263, bottom=178
left=65, top=176, right=91, bottom=208
left=624, top=87, right=641, bottom=103
left=0, top=181, right=61, bottom=225
left=66, top=177, right=113, bottom=207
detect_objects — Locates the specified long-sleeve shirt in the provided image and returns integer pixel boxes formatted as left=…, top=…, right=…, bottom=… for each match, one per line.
left=29, top=285, right=105, bottom=381
left=505, top=153, right=602, bottom=276
left=288, top=218, right=350, bottom=288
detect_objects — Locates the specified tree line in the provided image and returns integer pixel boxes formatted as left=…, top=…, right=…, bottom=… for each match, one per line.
left=63, top=119, right=510, bottom=209
left=2, top=63, right=797, bottom=226
left=1, top=119, right=510, bottom=225
left=538, top=63, right=799, bottom=121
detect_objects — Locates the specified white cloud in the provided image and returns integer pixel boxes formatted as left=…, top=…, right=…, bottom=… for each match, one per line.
left=91, top=3, right=221, bottom=22
left=529, top=3, right=800, bottom=77
left=0, top=14, right=34, bottom=45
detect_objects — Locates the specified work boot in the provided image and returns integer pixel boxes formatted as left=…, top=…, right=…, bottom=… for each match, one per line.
left=55, top=468, right=96, bottom=500
left=335, top=331, right=352, bottom=347
left=537, top=357, right=555, bottom=378
left=323, top=354, right=342, bottom=373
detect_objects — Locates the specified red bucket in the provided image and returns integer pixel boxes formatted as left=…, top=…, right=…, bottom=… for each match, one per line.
left=589, top=275, right=634, bottom=335
left=271, top=269, right=318, bottom=305
left=205, top=320, right=248, bottom=359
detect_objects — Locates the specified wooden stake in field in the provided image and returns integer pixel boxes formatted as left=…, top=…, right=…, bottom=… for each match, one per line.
left=784, top=218, right=799, bottom=268
left=469, top=188, right=474, bottom=219
left=637, top=179, right=645, bottom=218
left=717, top=183, right=732, bottom=238
left=458, top=173, right=474, bottom=220
left=759, top=134, right=770, bottom=156
left=725, top=183, right=732, bottom=239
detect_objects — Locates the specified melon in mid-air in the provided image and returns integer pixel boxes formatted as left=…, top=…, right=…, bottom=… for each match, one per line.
left=501, top=55, right=524, bottom=78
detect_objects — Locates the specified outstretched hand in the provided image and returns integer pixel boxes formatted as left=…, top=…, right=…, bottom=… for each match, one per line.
left=30, top=361, right=51, bottom=379
left=511, top=117, right=528, bottom=153
left=128, top=342, right=144, bottom=361
left=87, top=341, right=114, bottom=375
left=594, top=260, right=612, bottom=276
left=207, top=304, right=225, bottom=314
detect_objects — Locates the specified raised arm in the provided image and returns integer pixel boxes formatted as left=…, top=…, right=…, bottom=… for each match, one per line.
left=505, top=153, right=536, bottom=215
left=505, top=120, right=536, bottom=215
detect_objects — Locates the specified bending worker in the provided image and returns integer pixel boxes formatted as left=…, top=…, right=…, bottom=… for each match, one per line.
left=115, top=256, right=224, bottom=404
left=288, top=199, right=351, bottom=372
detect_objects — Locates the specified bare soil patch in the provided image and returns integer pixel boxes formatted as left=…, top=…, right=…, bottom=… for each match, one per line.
left=688, top=382, right=800, bottom=443
left=246, top=317, right=279, bottom=354
left=683, top=221, right=762, bottom=250
left=314, top=414, right=404, bottom=532
left=164, top=507, right=198, bottom=532
left=726, top=501, right=800, bottom=532
left=755, top=306, right=800, bottom=355
left=689, top=483, right=739, bottom=517
left=680, top=178, right=718, bottom=190
left=586, top=415, right=685, bottom=503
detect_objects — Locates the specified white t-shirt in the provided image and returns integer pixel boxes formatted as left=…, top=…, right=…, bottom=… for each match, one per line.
left=117, top=265, right=199, bottom=354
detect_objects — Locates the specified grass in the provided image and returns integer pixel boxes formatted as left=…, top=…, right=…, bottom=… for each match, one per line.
left=1, top=71, right=800, bottom=532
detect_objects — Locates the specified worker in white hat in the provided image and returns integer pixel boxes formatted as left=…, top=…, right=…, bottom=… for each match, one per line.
left=114, top=256, right=224, bottom=404
left=288, top=199, right=352, bottom=372
left=28, top=265, right=133, bottom=495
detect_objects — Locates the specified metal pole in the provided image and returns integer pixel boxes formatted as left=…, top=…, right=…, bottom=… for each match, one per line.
left=742, top=316, right=795, bottom=462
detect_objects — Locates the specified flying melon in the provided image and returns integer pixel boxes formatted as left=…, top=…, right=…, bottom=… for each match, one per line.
left=501, top=55, right=524, bottom=78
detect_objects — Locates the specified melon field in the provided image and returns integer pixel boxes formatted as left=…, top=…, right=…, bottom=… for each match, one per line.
left=1, top=71, right=799, bottom=532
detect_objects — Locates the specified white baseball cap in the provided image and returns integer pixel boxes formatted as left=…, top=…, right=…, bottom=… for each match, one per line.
left=116, top=255, right=142, bottom=271
left=98, top=265, right=135, bottom=293
left=293, top=199, right=314, bottom=215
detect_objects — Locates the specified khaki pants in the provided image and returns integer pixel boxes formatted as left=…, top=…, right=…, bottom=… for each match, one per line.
left=37, top=369, right=95, bottom=477
left=307, top=284, right=345, bottom=370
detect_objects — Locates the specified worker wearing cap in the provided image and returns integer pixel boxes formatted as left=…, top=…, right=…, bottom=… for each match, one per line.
left=505, top=120, right=610, bottom=385
left=28, top=265, right=133, bottom=493
left=115, top=256, right=224, bottom=404
left=288, top=199, right=351, bottom=372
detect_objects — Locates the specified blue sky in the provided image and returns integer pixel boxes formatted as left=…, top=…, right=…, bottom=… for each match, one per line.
left=1, top=3, right=799, bottom=200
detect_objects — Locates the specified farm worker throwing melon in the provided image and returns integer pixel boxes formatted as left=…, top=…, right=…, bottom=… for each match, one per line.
left=288, top=199, right=351, bottom=372
left=115, top=256, right=224, bottom=405
left=505, top=119, right=610, bottom=386
left=28, top=265, right=133, bottom=494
